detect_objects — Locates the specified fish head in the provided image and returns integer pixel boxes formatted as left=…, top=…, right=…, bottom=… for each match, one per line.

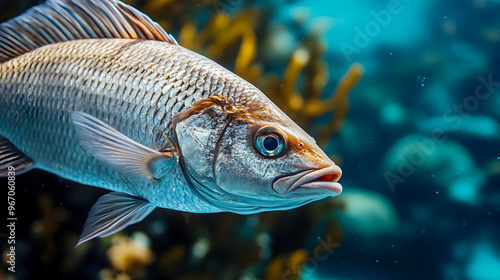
left=172, top=96, right=342, bottom=214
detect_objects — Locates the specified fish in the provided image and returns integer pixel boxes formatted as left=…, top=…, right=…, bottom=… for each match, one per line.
left=0, top=0, right=342, bottom=246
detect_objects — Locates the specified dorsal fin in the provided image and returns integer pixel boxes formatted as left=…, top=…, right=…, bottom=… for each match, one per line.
left=0, top=0, right=178, bottom=62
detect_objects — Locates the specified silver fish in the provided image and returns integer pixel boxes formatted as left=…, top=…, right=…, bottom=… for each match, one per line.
left=0, top=0, right=342, bottom=245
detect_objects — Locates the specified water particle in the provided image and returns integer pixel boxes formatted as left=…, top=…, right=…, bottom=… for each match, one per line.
left=391, top=245, right=394, bottom=248
left=376, top=260, right=379, bottom=263
left=436, top=191, right=439, bottom=194
left=389, top=52, right=393, bottom=55
left=192, top=237, right=210, bottom=258
left=417, top=75, right=426, bottom=86
left=394, top=261, right=398, bottom=264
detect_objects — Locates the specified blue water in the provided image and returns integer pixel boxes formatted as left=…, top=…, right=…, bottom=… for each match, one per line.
left=278, top=0, right=500, bottom=279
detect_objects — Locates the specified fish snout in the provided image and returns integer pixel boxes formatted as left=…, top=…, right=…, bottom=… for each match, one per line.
left=272, top=165, right=342, bottom=196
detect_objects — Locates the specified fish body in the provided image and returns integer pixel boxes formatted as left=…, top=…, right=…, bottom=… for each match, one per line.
left=1, top=38, right=264, bottom=212
left=0, top=0, right=342, bottom=245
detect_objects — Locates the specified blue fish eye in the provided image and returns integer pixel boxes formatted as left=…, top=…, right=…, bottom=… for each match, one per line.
left=255, top=127, right=287, bottom=157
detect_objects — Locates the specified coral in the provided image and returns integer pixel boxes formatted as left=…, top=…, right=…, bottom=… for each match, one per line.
left=264, top=249, right=309, bottom=280
left=337, top=188, right=399, bottom=238
left=106, top=233, right=153, bottom=275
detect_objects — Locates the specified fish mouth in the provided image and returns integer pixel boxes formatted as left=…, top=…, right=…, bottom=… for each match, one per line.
left=272, top=166, right=342, bottom=196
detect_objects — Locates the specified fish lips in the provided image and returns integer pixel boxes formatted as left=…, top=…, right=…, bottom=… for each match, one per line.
left=272, top=166, right=342, bottom=196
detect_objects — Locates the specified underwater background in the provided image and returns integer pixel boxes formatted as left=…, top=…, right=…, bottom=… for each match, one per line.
left=1, top=0, right=499, bottom=279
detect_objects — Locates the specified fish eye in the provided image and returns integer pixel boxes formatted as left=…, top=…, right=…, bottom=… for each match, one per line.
left=254, top=126, right=287, bottom=158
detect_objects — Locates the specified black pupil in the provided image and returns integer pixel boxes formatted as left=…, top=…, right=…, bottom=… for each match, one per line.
left=263, top=135, right=279, bottom=151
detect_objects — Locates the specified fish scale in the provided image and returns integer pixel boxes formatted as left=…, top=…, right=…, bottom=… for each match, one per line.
left=0, top=38, right=263, bottom=211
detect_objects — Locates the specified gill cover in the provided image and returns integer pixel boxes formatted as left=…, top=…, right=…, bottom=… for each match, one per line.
left=172, top=97, right=261, bottom=213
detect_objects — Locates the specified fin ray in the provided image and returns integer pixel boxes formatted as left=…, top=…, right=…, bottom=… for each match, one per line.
left=76, top=192, right=155, bottom=246
left=0, top=135, right=34, bottom=176
left=71, top=111, right=172, bottom=180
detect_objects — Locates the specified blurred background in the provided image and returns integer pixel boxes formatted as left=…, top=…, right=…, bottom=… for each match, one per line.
left=1, top=0, right=499, bottom=279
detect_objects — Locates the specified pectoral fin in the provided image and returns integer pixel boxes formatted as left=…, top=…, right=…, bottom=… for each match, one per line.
left=71, top=111, right=172, bottom=180
left=0, top=135, right=33, bottom=176
left=76, top=192, right=156, bottom=246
